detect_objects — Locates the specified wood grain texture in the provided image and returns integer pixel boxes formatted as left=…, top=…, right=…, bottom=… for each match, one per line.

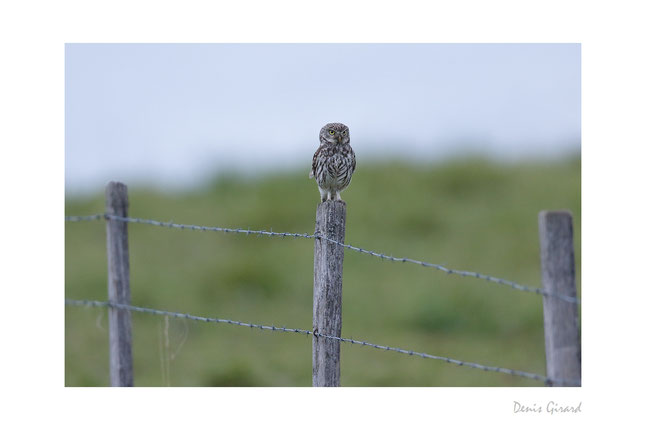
left=312, top=200, right=346, bottom=387
left=105, top=182, right=134, bottom=387
left=539, top=210, right=581, bottom=386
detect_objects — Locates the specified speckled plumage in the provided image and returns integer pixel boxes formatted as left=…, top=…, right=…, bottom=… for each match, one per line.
left=310, top=123, right=356, bottom=202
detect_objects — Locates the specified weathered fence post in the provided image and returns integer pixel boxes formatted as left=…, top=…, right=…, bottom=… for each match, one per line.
left=312, top=200, right=346, bottom=387
left=106, top=181, right=134, bottom=387
left=538, top=210, right=581, bottom=387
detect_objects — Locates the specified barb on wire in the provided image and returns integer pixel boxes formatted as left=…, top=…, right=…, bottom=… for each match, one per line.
left=65, top=213, right=580, bottom=304
left=65, top=214, right=106, bottom=222
left=65, top=299, right=577, bottom=386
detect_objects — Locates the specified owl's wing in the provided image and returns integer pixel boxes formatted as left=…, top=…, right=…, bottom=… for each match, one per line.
left=310, top=145, right=322, bottom=179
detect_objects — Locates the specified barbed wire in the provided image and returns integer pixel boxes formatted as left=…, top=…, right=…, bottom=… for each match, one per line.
left=66, top=299, right=577, bottom=386
left=65, top=213, right=580, bottom=304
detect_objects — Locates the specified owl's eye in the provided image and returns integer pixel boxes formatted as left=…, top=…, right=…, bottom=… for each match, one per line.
left=329, top=130, right=335, bottom=135
left=342, top=130, right=347, bottom=135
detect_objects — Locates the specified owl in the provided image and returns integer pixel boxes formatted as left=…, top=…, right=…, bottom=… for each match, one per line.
left=310, top=122, right=356, bottom=202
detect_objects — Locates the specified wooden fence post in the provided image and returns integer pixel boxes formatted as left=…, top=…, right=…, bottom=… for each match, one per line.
left=538, top=210, right=581, bottom=387
left=312, top=200, right=346, bottom=387
left=106, top=181, right=134, bottom=387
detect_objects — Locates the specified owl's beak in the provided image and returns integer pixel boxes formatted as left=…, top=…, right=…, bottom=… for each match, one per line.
left=336, top=136, right=343, bottom=143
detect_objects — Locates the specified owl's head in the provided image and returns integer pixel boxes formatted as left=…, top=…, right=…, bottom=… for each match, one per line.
left=320, top=122, right=350, bottom=145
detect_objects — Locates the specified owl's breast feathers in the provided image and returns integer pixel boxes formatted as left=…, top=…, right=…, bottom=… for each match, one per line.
left=311, top=143, right=356, bottom=191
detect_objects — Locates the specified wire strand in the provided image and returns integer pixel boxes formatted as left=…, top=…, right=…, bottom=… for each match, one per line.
left=65, top=299, right=578, bottom=386
left=65, top=213, right=580, bottom=304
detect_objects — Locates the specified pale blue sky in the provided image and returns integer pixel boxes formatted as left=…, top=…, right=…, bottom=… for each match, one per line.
left=65, top=44, right=580, bottom=194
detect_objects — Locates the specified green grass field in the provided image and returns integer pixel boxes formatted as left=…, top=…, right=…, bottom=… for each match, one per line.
left=65, top=156, right=581, bottom=386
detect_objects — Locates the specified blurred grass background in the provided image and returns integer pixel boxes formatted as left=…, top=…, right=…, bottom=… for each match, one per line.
left=65, top=156, right=581, bottom=386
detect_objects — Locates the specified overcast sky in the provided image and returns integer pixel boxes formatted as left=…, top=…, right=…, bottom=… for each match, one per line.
left=65, top=43, right=580, bottom=194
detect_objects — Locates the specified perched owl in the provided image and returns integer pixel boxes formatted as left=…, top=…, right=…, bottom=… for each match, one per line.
left=310, top=122, right=356, bottom=202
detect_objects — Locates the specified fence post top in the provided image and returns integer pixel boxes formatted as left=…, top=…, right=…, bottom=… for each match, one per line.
left=106, top=181, right=127, bottom=191
left=317, top=200, right=347, bottom=209
left=539, top=210, right=573, bottom=219
left=105, top=181, right=129, bottom=213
